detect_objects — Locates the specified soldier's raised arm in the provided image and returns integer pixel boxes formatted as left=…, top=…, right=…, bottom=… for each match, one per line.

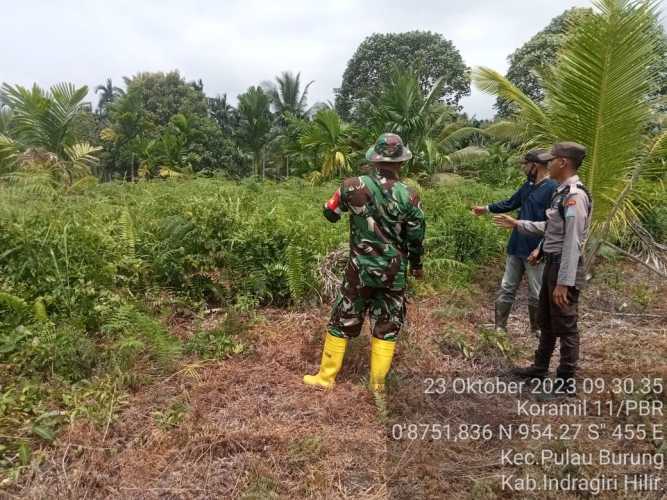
left=405, top=188, right=426, bottom=272
left=323, top=186, right=346, bottom=223
left=557, top=191, right=590, bottom=287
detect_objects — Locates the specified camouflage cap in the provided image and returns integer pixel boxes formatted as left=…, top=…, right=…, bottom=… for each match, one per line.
left=365, top=133, right=413, bottom=163
left=521, top=148, right=549, bottom=164
left=538, top=142, right=587, bottom=164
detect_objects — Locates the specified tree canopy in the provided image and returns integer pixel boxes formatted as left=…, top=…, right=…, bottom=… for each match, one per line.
left=335, top=31, right=470, bottom=123
left=498, top=6, right=667, bottom=116
left=264, top=71, right=314, bottom=122
left=101, top=71, right=227, bottom=178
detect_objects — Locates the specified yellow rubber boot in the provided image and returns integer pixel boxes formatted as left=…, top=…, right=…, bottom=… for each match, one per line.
left=303, top=333, right=348, bottom=389
left=369, top=337, right=397, bottom=392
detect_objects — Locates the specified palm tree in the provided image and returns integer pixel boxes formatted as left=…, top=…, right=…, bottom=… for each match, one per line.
left=208, top=93, right=237, bottom=135
left=0, top=82, right=100, bottom=187
left=474, top=0, right=667, bottom=272
left=299, top=109, right=353, bottom=180
left=371, top=68, right=488, bottom=175
left=236, top=86, right=274, bottom=177
left=266, top=71, right=314, bottom=122
left=95, top=78, right=125, bottom=114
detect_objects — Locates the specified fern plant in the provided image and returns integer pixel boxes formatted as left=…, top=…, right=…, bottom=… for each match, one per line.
left=285, top=244, right=308, bottom=304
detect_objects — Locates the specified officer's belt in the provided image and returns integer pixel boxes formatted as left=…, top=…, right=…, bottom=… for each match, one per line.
left=544, top=252, right=561, bottom=264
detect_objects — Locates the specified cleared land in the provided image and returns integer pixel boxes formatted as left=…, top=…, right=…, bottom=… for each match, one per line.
left=6, top=260, right=666, bottom=499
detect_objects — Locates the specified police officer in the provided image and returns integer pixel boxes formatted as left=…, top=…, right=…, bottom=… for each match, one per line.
left=472, top=150, right=557, bottom=336
left=303, top=133, right=426, bottom=392
left=493, top=142, right=591, bottom=397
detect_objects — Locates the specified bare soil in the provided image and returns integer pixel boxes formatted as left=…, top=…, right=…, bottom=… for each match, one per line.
left=6, top=259, right=666, bottom=499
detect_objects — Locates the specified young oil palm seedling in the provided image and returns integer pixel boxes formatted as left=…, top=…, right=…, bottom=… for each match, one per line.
left=474, top=0, right=667, bottom=274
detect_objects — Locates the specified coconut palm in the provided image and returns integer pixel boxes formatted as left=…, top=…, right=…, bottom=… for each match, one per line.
left=95, top=78, right=125, bottom=114
left=265, top=71, right=314, bottom=122
left=299, top=109, right=353, bottom=180
left=208, top=93, right=237, bottom=135
left=0, top=107, right=11, bottom=135
left=370, top=69, right=445, bottom=143
left=371, top=68, right=488, bottom=174
left=474, top=0, right=667, bottom=271
left=1, top=83, right=91, bottom=154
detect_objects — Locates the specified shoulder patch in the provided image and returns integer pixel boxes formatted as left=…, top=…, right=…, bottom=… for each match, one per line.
left=326, top=189, right=341, bottom=212
left=566, top=199, right=577, bottom=206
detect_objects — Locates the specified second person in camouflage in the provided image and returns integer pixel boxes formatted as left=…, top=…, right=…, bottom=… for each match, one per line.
left=303, top=133, right=426, bottom=392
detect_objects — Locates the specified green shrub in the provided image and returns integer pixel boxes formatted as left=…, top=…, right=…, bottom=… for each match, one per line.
left=185, top=327, right=244, bottom=359
left=98, top=302, right=182, bottom=369
left=0, top=323, right=96, bottom=382
left=631, top=179, right=667, bottom=244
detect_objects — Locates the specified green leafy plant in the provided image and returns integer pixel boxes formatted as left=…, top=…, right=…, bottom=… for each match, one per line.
left=283, top=244, right=317, bottom=305
left=152, top=401, right=189, bottom=430
left=185, top=326, right=244, bottom=360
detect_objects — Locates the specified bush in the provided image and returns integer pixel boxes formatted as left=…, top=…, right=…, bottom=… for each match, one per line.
left=185, top=328, right=243, bottom=359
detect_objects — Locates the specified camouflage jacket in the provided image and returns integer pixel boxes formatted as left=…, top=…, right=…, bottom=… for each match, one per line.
left=323, top=170, right=426, bottom=290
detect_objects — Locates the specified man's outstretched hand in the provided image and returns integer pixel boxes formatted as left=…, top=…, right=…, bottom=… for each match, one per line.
left=492, top=214, right=518, bottom=230
left=471, top=206, right=487, bottom=216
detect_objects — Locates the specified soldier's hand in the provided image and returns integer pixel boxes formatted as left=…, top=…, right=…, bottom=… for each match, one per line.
left=492, top=214, right=518, bottom=229
left=527, top=248, right=541, bottom=265
left=553, top=285, right=570, bottom=308
left=410, top=268, right=424, bottom=280
left=471, top=206, right=487, bottom=216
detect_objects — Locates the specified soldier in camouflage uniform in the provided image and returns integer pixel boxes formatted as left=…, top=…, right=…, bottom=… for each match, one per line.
left=303, top=133, right=426, bottom=392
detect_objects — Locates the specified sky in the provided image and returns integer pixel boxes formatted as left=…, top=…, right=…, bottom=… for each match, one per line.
left=1, top=0, right=664, bottom=119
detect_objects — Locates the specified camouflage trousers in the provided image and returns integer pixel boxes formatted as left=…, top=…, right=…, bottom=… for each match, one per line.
left=328, top=279, right=406, bottom=341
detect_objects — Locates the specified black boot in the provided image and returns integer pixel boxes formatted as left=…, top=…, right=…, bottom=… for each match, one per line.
left=511, top=330, right=555, bottom=379
left=528, top=305, right=540, bottom=338
left=495, top=301, right=512, bottom=332
left=511, top=364, right=548, bottom=379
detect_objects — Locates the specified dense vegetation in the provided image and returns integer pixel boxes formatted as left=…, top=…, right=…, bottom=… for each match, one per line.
left=0, top=177, right=509, bottom=470
left=0, top=0, right=665, bottom=481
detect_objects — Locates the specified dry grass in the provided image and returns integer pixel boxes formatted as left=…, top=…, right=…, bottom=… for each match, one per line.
left=5, top=259, right=666, bottom=499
